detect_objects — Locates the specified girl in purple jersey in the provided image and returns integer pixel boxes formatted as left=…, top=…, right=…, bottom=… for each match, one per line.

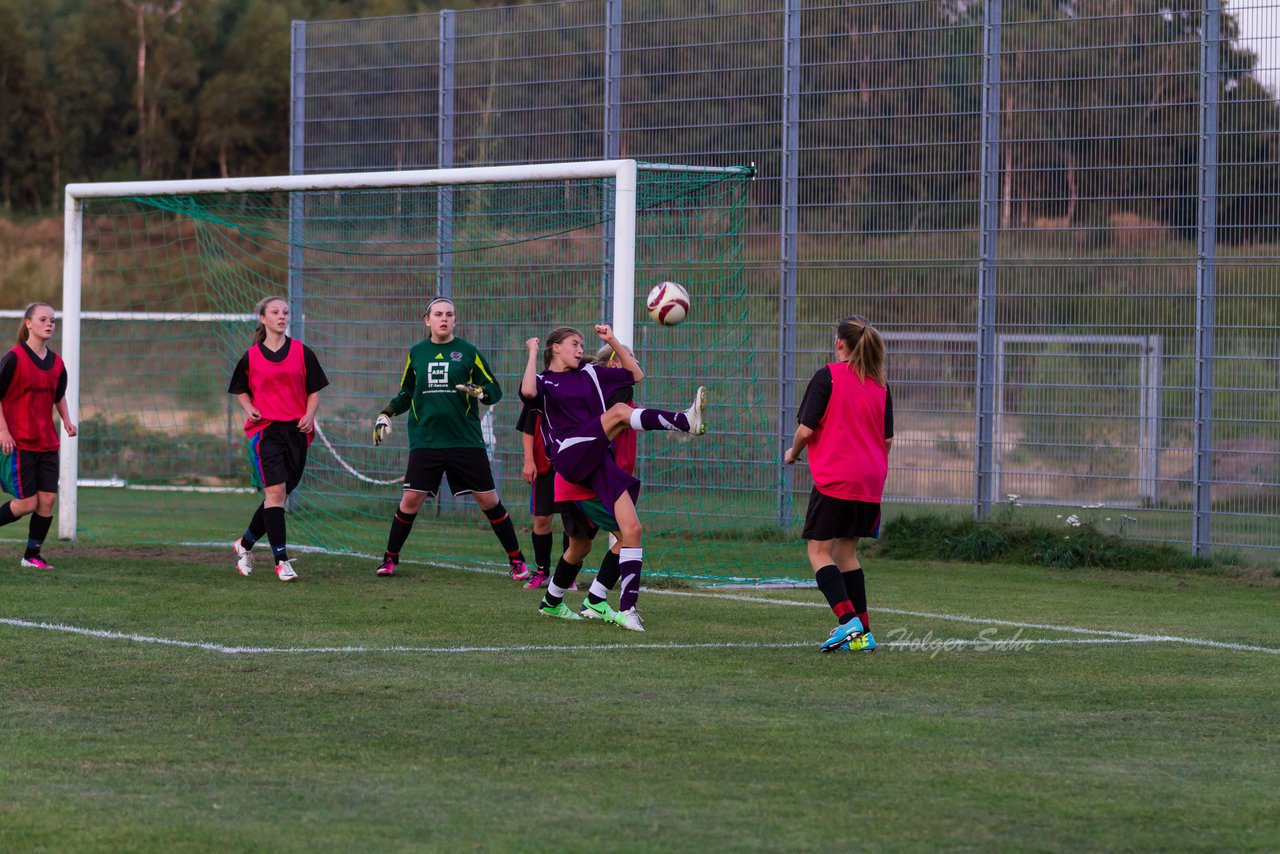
left=519, top=324, right=707, bottom=632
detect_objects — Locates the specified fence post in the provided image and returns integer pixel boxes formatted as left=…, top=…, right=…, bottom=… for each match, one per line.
left=777, top=0, right=802, bottom=528
left=602, top=0, right=623, bottom=324
left=288, top=20, right=307, bottom=344
left=1193, top=0, right=1220, bottom=557
left=437, top=9, right=456, bottom=299
left=974, top=0, right=1002, bottom=519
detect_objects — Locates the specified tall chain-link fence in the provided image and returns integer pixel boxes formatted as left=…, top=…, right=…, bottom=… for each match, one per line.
left=292, top=0, right=1280, bottom=561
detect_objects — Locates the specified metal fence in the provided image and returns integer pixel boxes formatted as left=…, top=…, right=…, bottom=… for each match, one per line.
left=292, top=0, right=1280, bottom=561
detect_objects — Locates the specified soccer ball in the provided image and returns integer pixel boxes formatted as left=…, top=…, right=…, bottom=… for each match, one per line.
left=646, top=281, right=690, bottom=326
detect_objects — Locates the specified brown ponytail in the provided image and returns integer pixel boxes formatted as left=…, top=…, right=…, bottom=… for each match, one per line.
left=252, top=296, right=288, bottom=346
left=16, top=302, right=54, bottom=345
left=836, top=315, right=886, bottom=385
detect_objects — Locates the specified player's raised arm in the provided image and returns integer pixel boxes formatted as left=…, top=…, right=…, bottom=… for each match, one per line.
left=594, top=324, right=643, bottom=383
left=520, top=337, right=541, bottom=400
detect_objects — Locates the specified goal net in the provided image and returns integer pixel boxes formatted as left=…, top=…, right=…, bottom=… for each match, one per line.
left=62, top=161, right=775, bottom=580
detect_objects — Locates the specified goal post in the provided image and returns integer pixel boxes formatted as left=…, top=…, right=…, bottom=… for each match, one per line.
left=58, top=160, right=758, bottom=575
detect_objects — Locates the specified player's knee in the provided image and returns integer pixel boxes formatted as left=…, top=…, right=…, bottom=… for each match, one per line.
left=565, top=537, right=592, bottom=563
left=532, top=516, right=553, bottom=535
left=400, top=491, right=427, bottom=513
left=618, top=517, right=642, bottom=544
left=35, top=494, right=56, bottom=515
left=11, top=496, right=37, bottom=516
left=474, top=491, right=499, bottom=511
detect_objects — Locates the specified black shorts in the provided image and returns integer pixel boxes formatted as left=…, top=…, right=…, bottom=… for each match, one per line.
left=529, top=468, right=555, bottom=518
left=802, top=489, right=882, bottom=541
left=249, top=422, right=309, bottom=492
left=404, top=447, right=495, bottom=496
left=558, top=500, right=599, bottom=539
left=0, top=449, right=58, bottom=499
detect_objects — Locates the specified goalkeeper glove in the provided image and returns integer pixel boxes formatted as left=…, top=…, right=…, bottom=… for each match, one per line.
left=455, top=383, right=486, bottom=401
left=373, top=413, right=393, bottom=446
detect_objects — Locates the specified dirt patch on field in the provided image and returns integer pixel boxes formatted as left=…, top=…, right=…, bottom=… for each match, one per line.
left=66, top=544, right=230, bottom=568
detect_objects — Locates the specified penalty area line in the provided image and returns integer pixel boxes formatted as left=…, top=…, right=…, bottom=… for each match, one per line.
left=0, top=616, right=1183, bottom=655
left=647, top=590, right=1280, bottom=655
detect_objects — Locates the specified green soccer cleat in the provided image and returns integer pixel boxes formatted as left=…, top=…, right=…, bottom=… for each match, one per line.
left=580, top=598, right=622, bottom=625
left=538, top=600, right=584, bottom=621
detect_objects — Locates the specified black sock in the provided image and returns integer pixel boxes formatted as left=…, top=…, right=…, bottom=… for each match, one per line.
left=588, top=550, right=621, bottom=605
left=531, top=531, right=553, bottom=572
left=25, top=513, right=52, bottom=558
left=543, top=557, right=582, bottom=607
left=816, top=564, right=856, bottom=624
left=483, top=502, right=524, bottom=563
left=263, top=506, right=288, bottom=562
left=385, top=510, right=417, bottom=562
left=242, top=503, right=265, bottom=550
left=844, top=568, right=868, bottom=631
left=0, top=501, right=17, bottom=527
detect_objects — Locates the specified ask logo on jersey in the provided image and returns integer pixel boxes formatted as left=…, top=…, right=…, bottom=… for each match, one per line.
left=426, top=361, right=450, bottom=390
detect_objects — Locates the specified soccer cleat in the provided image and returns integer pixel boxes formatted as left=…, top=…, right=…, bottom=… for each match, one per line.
left=522, top=568, right=549, bottom=589
left=580, top=598, right=622, bottom=625
left=538, top=600, right=584, bottom=620
left=617, top=606, right=646, bottom=632
left=275, top=559, right=298, bottom=582
left=847, top=631, right=877, bottom=652
left=375, top=558, right=396, bottom=577
left=684, top=386, right=708, bottom=435
left=455, top=382, right=486, bottom=400
left=232, top=539, right=254, bottom=577
left=820, top=617, right=865, bottom=653
left=20, top=554, right=53, bottom=570
left=510, top=559, right=532, bottom=582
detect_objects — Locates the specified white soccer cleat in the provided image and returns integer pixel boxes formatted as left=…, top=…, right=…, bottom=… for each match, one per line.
left=232, top=539, right=254, bottom=577
left=275, top=559, right=298, bottom=582
left=684, top=386, right=708, bottom=436
left=618, top=606, right=646, bottom=632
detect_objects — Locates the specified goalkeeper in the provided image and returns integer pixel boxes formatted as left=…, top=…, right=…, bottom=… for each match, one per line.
left=371, top=297, right=529, bottom=579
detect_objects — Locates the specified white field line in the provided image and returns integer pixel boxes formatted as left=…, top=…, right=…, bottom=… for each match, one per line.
left=0, top=617, right=1172, bottom=655
left=7, top=543, right=1277, bottom=656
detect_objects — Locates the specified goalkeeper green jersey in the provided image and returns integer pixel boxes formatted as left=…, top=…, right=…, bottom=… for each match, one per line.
left=382, top=337, right=503, bottom=450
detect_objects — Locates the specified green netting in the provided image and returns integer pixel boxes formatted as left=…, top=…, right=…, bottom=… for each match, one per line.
left=76, top=164, right=787, bottom=581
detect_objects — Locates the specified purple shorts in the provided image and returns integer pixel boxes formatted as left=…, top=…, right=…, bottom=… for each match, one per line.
left=552, top=419, right=640, bottom=512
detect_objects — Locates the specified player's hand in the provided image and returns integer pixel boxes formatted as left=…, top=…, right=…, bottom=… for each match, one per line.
left=594, top=323, right=614, bottom=342
left=373, top=413, right=392, bottom=446
left=0, top=428, right=13, bottom=456
left=526, top=337, right=540, bottom=353
left=63, top=422, right=77, bottom=438
left=297, top=414, right=315, bottom=434
left=784, top=447, right=800, bottom=465
left=245, top=406, right=262, bottom=423
left=522, top=459, right=538, bottom=484
left=455, top=382, right=486, bottom=401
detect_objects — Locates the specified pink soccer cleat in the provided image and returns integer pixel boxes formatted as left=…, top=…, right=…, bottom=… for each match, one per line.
left=20, top=554, right=53, bottom=570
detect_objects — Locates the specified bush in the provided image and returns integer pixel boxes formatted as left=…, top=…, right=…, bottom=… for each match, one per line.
left=876, top=511, right=1213, bottom=571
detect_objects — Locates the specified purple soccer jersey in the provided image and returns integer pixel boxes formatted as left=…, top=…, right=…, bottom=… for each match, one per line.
left=522, top=364, right=635, bottom=460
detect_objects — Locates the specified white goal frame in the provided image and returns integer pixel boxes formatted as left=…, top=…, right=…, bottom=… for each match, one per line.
left=58, top=159, right=740, bottom=540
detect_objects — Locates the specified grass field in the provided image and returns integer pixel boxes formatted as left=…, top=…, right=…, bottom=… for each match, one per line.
left=2, top=497, right=1278, bottom=852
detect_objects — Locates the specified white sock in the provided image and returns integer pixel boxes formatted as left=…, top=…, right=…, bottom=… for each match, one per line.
left=548, top=581, right=568, bottom=598
left=589, top=580, right=611, bottom=599
left=629, top=409, right=645, bottom=430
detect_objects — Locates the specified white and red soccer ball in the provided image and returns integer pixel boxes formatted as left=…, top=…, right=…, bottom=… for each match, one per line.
left=646, top=281, right=690, bottom=326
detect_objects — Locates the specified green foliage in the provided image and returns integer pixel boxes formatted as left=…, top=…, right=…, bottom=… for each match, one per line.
left=877, top=510, right=1215, bottom=571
